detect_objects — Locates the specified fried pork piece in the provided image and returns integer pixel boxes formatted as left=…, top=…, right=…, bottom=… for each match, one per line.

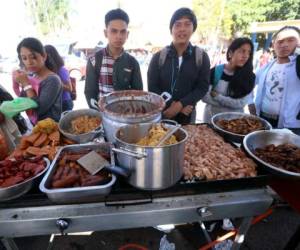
left=254, top=143, right=300, bottom=173
left=216, top=117, right=265, bottom=135
left=183, top=125, right=257, bottom=181
left=70, top=116, right=101, bottom=134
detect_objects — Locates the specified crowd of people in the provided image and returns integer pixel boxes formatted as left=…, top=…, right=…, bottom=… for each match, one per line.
left=0, top=7, right=300, bottom=147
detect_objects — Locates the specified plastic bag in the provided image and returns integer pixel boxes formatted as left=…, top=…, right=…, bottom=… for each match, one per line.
left=159, top=235, right=175, bottom=250
left=0, top=97, right=38, bottom=118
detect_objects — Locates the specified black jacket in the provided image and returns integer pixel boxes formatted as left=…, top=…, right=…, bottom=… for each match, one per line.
left=147, top=43, right=210, bottom=123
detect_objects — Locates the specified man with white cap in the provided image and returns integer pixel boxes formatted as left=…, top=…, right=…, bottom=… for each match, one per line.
left=254, top=26, right=300, bottom=135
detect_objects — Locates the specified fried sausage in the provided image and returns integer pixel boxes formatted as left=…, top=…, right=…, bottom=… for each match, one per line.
left=51, top=175, right=80, bottom=188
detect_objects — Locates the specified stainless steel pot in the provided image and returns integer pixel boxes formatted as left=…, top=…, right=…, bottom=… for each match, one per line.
left=58, top=109, right=103, bottom=144
left=96, top=90, right=170, bottom=142
left=113, top=122, right=188, bottom=190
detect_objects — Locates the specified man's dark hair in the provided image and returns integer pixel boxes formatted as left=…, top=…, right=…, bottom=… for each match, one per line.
left=105, top=8, right=129, bottom=27
left=169, top=7, right=197, bottom=32
left=272, top=26, right=300, bottom=42
left=226, top=37, right=255, bottom=99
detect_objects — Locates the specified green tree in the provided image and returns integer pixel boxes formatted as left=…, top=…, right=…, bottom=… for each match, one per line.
left=266, top=0, right=300, bottom=21
left=226, top=0, right=274, bottom=34
left=193, top=0, right=234, bottom=41
left=24, top=0, right=71, bottom=36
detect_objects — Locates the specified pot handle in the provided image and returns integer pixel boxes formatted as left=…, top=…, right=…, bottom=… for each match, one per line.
left=160, top=92, right=172, bottom=103
left=160, top=119, right=178, bottom=126
left=112, top=147, right=147, bottom=160
left=90, top=98, right=99, bottom=110
left=60, top=110, right=70, bottom=118
left=104, top=165, right=131, bottom=178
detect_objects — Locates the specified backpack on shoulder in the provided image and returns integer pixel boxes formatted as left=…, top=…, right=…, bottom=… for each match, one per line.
left=158, top=46, right=204, bottom=69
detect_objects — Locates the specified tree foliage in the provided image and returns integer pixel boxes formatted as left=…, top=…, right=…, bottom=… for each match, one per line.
left=193, top=0, right=300, bottom=41
left=24, top=0, right=70, bottom=36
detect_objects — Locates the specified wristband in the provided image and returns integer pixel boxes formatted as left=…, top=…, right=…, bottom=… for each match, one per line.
left=23, top=85, right=32, bottom=91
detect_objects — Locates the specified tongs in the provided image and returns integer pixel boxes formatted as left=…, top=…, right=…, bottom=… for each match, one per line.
left=156, top=124, right=181, bottom=146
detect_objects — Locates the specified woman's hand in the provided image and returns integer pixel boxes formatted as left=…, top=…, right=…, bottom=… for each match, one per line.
left=14, top=70, right=30, bottom=87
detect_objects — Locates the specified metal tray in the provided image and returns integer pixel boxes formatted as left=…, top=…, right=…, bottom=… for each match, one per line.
left=243, top=130, right=300, bottom=179
left=39, top=143, right=116, bottom=204
left=211, top=112, right=272, bottom=143
left=0, top=158, right=50, bottom=201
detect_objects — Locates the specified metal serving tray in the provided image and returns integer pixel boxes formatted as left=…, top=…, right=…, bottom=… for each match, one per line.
left=243, top=130, right=300, bottom=179
left=39, top=143, right=116, bottom=204
left=211, top=112, right=272, bottom=143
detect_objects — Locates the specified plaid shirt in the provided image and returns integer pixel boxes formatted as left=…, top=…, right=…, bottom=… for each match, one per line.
left=98, top=48, right=115, bottom=97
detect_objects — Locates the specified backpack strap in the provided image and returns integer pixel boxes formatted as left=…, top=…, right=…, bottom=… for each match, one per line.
left=158, top=46, right=204, bottom=69
left=213, top=64, right=225, bottom=89
left=158, top=47, right=168, bottom=69
left=94, top=50, right=104, bottom=81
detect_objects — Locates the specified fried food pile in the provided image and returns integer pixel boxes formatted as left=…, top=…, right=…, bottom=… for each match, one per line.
left=10, top=118, right=75, bottom=160
left=70, top=116, right=101, bottom=134
left=254, top=143, right=300, bottom=173
left=183, top=125, right=257, bottom=180
left=50, top=150, right=111, bottom=188
left=33, top=118, right=58, bottom=134
left=0, top=156, right=46, bottom=188
left=136, top=124, right=178, bottom=146
left=216, top=117, right=265, bottom=135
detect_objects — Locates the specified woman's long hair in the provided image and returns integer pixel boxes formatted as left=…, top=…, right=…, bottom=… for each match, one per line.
left=44, top=44, right=65, bottom=74
left=226, top=37, right=255, bottom=98
left=16, top=37, right=55, bottom=72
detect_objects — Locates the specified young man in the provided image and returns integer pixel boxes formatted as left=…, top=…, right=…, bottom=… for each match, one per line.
left=84, top=9, right=143, bottom=108
left=254, top=26, right=300, bottom=135
left=147, top=8, right=210, bottom=124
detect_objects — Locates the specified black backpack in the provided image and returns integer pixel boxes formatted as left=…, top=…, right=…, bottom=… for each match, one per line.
left=0, top=87, right=28, bottom=134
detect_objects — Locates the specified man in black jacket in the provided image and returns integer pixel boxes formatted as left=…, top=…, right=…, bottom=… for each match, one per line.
left=147, top=8, right=210, bottom=124
left=85, top=9, right=143, bottom=108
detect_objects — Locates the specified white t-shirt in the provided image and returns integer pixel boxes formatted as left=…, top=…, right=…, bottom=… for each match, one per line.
left=261, top=62, right=286, bottom=115
left=178, top=56, right=183, bottom=68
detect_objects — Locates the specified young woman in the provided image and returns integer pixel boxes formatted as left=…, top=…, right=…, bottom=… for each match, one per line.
left=14, top=37, right=63, bottom=122
left=45, top=44, right=74, bottom=111
left=202, top=37, right=255, bottom=123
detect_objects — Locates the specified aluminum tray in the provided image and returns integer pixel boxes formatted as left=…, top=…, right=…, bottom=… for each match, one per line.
left=39, top=143, right=116, bottom=204
left=211, top=112, right=272, bottom=143
left=0, top=158, right=50, bottom=201
left=243, top=130, right=300, bottom=178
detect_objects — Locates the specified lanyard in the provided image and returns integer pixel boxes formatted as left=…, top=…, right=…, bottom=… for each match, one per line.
left=170, top=57, right=178, bottom=95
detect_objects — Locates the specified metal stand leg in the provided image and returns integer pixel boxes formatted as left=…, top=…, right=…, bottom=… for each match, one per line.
left=231, top=217, right=253, bottom=250
left=0, top=238, right=19, bottom=250
left=200, top=222, right=213, bottom=244
left=46, top=234, right=56, bottom=250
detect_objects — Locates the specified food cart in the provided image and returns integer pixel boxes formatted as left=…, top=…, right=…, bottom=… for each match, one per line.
left=5, top=91, right=296, bottom=250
